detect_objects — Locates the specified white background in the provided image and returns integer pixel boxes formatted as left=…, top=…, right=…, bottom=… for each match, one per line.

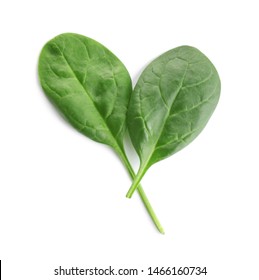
left=0, top=0, right=258, bottom=279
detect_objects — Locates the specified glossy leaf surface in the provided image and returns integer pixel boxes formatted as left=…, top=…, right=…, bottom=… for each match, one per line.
left=127, top=46, right=221, bottom=197
left=38, top=33, right=131, bottom=150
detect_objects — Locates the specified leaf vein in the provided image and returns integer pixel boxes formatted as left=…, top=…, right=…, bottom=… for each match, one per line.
left=52, top=42, right=120, bottom=148
left=182, top=68, right=213, bottom=89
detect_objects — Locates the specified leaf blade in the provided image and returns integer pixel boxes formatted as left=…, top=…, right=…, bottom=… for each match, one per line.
left=38, top=33, right=131, bottom=149
left=127, top=46, right=221, bottom=197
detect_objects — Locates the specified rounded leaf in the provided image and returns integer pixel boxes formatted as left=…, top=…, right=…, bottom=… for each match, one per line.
left=38, top=33, right=132, bottom=149
left=128, top=46, right=221, bottom=167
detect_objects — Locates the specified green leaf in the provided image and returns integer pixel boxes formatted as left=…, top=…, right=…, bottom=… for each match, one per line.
left=38, top=33, right=131, bottom=150
left=126, top=46, right=221, bottom=197
left=38, top=33, right=164, bottom=233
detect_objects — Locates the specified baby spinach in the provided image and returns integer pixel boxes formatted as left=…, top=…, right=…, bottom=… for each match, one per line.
left=126, top=46, right=221, bottom=197
left=39, top=34, right=221, bottom=233
left=38, top=33, right=164, bottom=233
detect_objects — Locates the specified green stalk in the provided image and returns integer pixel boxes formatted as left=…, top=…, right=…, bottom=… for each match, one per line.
left=126, top=164, right=147, bottom=198
left=116, top=148, right=164, bottom=234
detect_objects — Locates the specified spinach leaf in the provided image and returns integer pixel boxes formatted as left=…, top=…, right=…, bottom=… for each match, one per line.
left=126, top=46, right=221, bottom=197
left=38, top=33, right=164, bottom=233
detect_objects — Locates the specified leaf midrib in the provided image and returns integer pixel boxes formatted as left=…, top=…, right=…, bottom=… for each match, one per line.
left=54, top=42, right=122, bottom=150
left=140, top=59, right=189, bottom=168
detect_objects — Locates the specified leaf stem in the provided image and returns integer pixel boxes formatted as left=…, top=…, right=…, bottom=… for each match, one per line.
left=116, top=148, right=164, bottom=234
left=126, top=166, right=147, bottom=198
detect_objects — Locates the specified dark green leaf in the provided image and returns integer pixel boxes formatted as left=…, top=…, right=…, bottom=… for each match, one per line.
left=127, top=46, right=221, bottom=197
left=38, top=33, right=131, bottom=150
